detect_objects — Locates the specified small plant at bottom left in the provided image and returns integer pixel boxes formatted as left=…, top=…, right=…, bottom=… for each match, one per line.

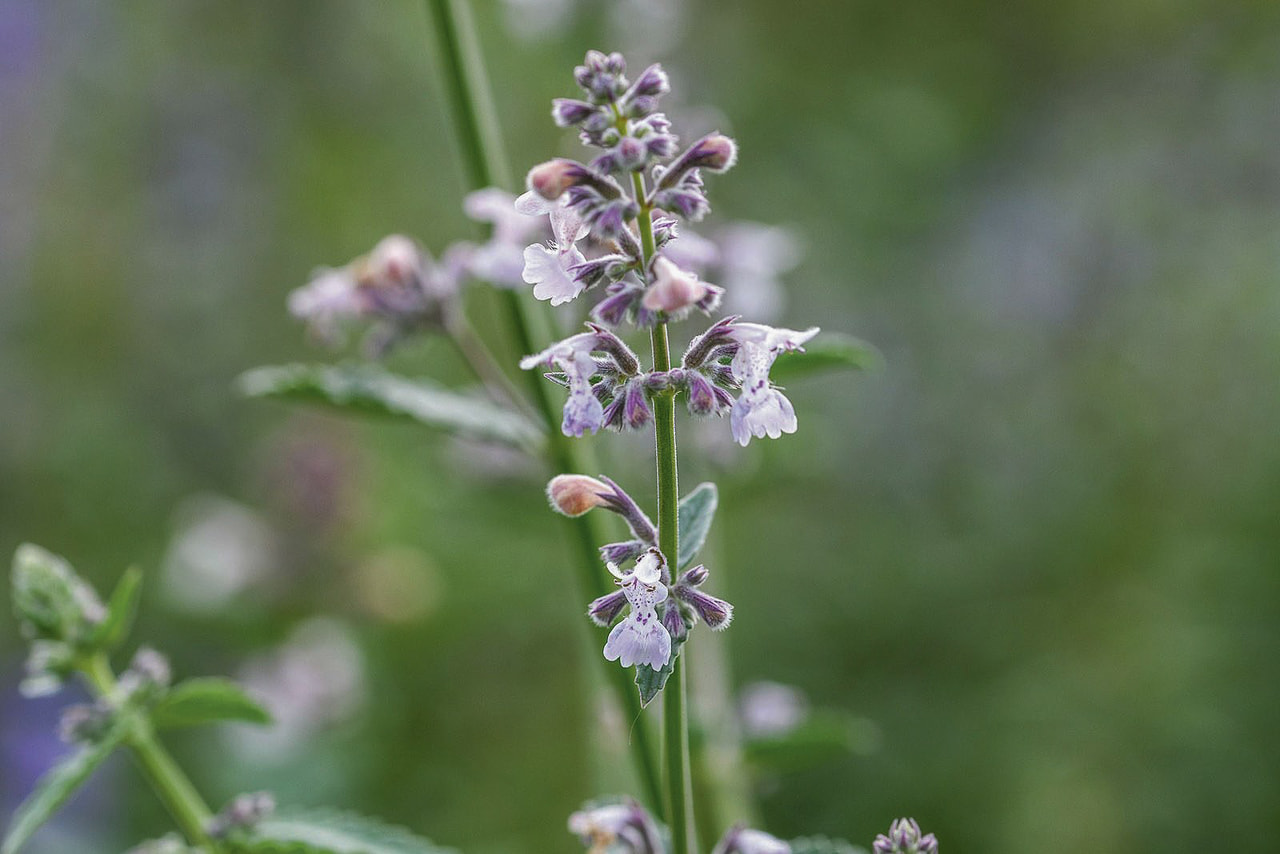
left=4, top=543, right=455, bottom=854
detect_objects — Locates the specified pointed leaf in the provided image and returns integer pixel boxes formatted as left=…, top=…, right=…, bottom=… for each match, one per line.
left=150, top=678, right=271, bottom=729
left=227, top=807, right=457, bottom=854
left=789, top=837, right=869, bottom=854
left=2, top=716, right=131, bottom=854
left=767, top=333, right=879, bottom=384
left=238, top=363, right=543, bottom=451
left=90, top=566, right=143, bottom=652
left=676, top=483, right=717, bottom=570
left=635, top=634, right=685, bottom=708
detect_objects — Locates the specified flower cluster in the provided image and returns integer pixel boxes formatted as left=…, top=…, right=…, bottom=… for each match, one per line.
left=568, top=800, right=790, bottom=854
left=548, top=475, right=732, bottom=672
left=516, top=51, right=818, bottom=447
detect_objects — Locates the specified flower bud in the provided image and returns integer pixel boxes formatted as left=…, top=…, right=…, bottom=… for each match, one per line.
left=683, top=133, right=738, bottom=173
left=11, top=543, right=106, bottom=644
left=587, top=589, right=628, bottom=627
left=546, top=474, right=611, bottom=517
left=630, top=64, right=669, bottom=99
left=208, top=792, right=276, bottom=840
left=527, top=158, right=585, bottom=200
left=686, top=371, right=721, bottom=416
left=552, top=98, right=598, bottom=127
left=59, top=702, right=113, bottom=744
left=679, top=564, right=709, bottom=587
left=662, top=602, right=687, bottom=640
left=676, top=587, right=734, bottom=630
left=642, top=256, right=711, bottom=313
left=873, top=818, right=938, bottom=854
left=600, top=540, right=647, bottom=565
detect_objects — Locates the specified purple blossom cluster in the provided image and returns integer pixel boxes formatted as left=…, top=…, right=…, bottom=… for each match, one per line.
left=518, top=51, right=818, bottom=447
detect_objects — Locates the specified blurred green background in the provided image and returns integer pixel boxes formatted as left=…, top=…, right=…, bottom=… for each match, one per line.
left=3, top=1, right=1279, bottom=852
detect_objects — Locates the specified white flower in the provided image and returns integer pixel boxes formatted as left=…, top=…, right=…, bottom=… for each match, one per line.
left=602, top=551, right=672, bottom=670
left=714, top=828, right=792, bottom=854
left=287, top=267, right=363, bottom=342
left=728, top=324, right=819, bottom=446
left=716, top=223, right=801, bottom=321
left=464, top=188, right=545, bottom=287
left=518, top=191, right=592, bottom=305
left=519, top=332, right=605, bottom=436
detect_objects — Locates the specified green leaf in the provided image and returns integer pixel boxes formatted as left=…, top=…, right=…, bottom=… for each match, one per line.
left=635, top=634, right=686, bottom=708
left=744, top=710, right=880, bottom=773
left=90, top=566, right=143, bottom=652
left=238, top=363, right=543, bottom=451
left=2, top=716, right=131, bottom=854
left=227, top=807, right=457, bottom=854
left=150, top=678, right=272, bottom=729
left=789, top=837, right=869, bottom=854
left=676, top=483, right=718, bottom=570
left=767, top=333, right=879, bottom=384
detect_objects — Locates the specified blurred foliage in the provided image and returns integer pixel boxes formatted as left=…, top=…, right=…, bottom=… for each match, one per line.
left=2, top=1, right=1279, bottom=853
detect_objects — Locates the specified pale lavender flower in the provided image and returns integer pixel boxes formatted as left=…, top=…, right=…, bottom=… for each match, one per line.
left=874, top=819, right=938, bottom=854
left=739, top=681, right=810, bottom=739
left=641, top=255, right=721, bottom=316
left=521, top=326, right=640, bottom=437
left=727, top=323, right=819, bottom=446
left=712, top=826, right=792, bottom=854
left=602, top=550, right=672, bottom=670
left=518, top=191, right=591, bottom=305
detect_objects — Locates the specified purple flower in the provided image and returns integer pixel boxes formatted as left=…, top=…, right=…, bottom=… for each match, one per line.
left=727, top=323, right=819, bottom=446
left=568, top=798, right=664, bottom=854
left=520, top=327, right=640, bottom=437
left=642, top=255, right=723, bottom=318
left=602, top=550, right=672, bottom=670
left=463, top=188, right=545, bottom=287
left=517, top=191, right=591, bottom=305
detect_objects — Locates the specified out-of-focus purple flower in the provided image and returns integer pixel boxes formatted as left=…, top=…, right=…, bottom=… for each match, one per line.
left=715, top=223, right=801, bottom=321
left=873, top=818, right=938, bottom=854
left=568, top=798, right=664, bottom=853
left=464, top=187, right=544, bottom=287
left=711, top=825, right=792, bottom=854
left=230, top=618, right=364, bottom=761
left=288, top=235, right=465, bottom=355
left=161, top=495, right=277, bottom=614
left=738, top=681, right=810, bottom=739
left=603, top=550, right=672, bottom=670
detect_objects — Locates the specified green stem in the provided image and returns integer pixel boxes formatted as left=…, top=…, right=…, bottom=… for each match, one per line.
left=424, top=0, right=663, bottom=812
left=633, top=190, right=694, bottom=852
left=82, top=655, right=216, bottom=850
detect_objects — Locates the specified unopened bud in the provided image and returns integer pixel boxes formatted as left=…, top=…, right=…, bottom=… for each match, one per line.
left=874, top=818, right=938, bottom=854
left=546, top=474, right=611, bottom=517
left=12, top=543, right=106, bottom=643
left=684, top=134, right=738, bottom=173
left=527, top=158, right=584, bottom=200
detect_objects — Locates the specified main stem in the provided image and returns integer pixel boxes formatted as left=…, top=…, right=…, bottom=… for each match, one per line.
left=632, top=180, right=694, bottom=853
left=424, top=0, right=663, bottom=811
left=82, top=655, right=215, bottom=849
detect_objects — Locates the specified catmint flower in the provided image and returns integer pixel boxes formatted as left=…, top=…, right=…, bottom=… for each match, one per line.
left=642, top=255, right=723, bottom=316
left=602, top=550, right=672, bottom=670
left=521, top=326, right=641, bottom=437
left=658, top=133, right=739, bottom=188
left=712, top=826, right=792, bottom=854
left=739, top=681, right=810, bottom=739
left=288, top=235, right=463, bottom=354
left=517, top=189, right=592, bottom=305
left=620, top=64, right=670, bottom=116
left=207, top=792, right=276, bottom=839
left=527, top=158, right=591, bottom=200
left=118, top=646, right=172, bottom=702
left=727, top=323, right=819, bottom=446
left=599, top=539, right=646, bottom=565
left=552, top=98, right=600, bottom=127
left=568, top=799, right=664, bottom=854
left=715, top=222, right=801, bottom=321
left=873, top=819, right=938, bottom=854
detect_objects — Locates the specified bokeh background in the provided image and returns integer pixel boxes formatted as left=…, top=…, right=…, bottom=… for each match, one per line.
left=3, top=1, right=1279, bottom=852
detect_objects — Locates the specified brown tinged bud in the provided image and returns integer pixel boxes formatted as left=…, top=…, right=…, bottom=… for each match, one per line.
left=527, top=158, right=584, bottom=200
left=686, top=134, right=738, bottom=173
left=546, top=474, right=611, bottom=517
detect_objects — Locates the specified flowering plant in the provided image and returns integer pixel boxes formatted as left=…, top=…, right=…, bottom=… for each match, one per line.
left=2, top=7, right=929, bottom=854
